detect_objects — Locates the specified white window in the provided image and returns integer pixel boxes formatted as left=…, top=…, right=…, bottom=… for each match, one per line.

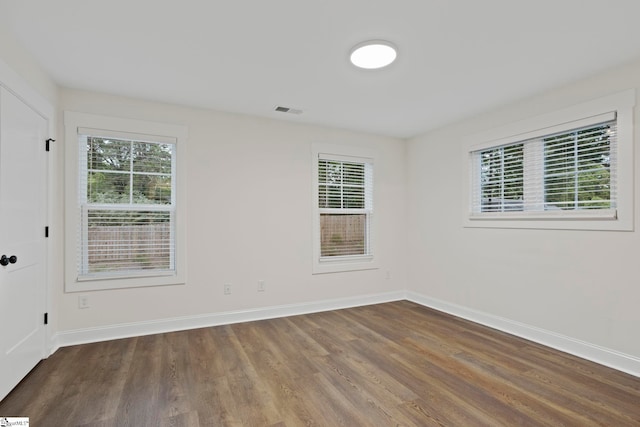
left=464, top=90, right=635, bottom=231
left=65, top=112, right=187, bottom=291
left=472, top=115, right=616, bottom=215
left=312, top=144, right=377, bottom=274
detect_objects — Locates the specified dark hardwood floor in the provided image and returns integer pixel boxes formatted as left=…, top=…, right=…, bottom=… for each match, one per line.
left=1, top=301, right=639, bottom=426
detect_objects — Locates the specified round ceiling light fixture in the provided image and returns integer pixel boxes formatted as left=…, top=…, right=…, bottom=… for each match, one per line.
left=349, top=40, right=397, bottom=69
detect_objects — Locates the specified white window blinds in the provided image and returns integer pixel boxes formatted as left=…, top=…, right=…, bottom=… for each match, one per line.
left=318, top=155, right=373, bottom=259
left=77, top=131, right=176, bottom=278
left=470, top=114, right=617, bottom=218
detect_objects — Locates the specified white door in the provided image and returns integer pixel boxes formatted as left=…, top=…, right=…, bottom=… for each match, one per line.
left=0, top=86, right=48, bottom=401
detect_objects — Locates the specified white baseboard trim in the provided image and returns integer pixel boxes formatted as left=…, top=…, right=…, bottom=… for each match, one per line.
left=406, top=291, right=640, bottom=378
left=50, top=289, right=640, bottom=378
left=50, top=291, right=405, bottom=353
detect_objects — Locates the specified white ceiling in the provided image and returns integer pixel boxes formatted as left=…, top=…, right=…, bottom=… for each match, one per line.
left=2, top=0, right=640, bottom=138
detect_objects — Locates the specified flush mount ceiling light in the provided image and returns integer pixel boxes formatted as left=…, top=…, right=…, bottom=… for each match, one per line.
left=350, top=40, right=397, bottom=69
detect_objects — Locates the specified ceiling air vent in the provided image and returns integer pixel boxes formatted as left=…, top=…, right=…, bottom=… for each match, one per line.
left=274, top=105, right=303, bottom=115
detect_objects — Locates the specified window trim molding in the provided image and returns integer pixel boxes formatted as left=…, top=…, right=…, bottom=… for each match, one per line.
left=462, top=89, right=635, bottom=231
left=312, top=143, right=379, bottom=274
left=64, top=111, right=188, bottom=292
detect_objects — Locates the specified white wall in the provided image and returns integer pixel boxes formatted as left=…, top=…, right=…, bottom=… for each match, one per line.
left=54, top=88, right=407, bottom=333
left=0, top=27, right=57, bottom=105
left=4, top=27, right=638, bottom=372
left=406, top=58, right=640, bottom=361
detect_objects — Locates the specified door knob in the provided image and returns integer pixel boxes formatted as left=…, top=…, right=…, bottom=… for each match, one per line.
left=0, top=255, right=17, bottom=266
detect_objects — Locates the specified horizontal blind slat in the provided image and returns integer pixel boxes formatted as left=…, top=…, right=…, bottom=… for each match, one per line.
left=318, top=155, right=372, bottom=259
left=471, top=119, right=615, bottom=215
left=78, top=132, right=177, bottom=279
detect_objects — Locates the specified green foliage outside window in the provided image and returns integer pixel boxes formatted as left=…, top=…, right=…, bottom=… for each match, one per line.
left=544, top=125, right=611, bottom=210
left=479, top=123, right=612, bottom=213
left=318, top=160, right=365, bottom=209
left=480, top=144, right=524, bottom=212
left=87, top=137, right=173, bottom=206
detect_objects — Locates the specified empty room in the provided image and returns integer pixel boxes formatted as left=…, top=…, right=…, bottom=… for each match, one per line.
left=0, top=1, right=639, bottom=426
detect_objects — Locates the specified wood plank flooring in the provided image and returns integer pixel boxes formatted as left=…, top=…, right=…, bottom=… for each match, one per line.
left=1, top=301, right=639, bottom=426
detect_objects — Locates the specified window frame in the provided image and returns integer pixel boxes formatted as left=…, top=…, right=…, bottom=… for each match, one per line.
left=463, top=89, right=635, bottom=231
left=64, top=111, right=188, bottom=292
left=312, top=143, right=378, bottom=274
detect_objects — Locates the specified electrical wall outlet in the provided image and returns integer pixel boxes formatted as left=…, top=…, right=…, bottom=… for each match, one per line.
left=224, top=283, right=232, bottom=295
left=258, top=280, right=266, bottom=292
left=78, top=296, right=90, bottom=309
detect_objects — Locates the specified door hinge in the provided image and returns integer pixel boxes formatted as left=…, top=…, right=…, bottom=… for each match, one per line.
left=45, top=138, right=55, bottom=152
left=44, top=313, right=48, bottom=325
left=45, top=226, right=49, bottom=238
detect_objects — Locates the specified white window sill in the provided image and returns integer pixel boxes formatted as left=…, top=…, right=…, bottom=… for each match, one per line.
left=463, top=211, right=631, bottom=231
left=313, top=255, right=378, bottom=274
left=66, top=271, right=186, bottom=292
left=469, top=208, right=617, bottom=221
